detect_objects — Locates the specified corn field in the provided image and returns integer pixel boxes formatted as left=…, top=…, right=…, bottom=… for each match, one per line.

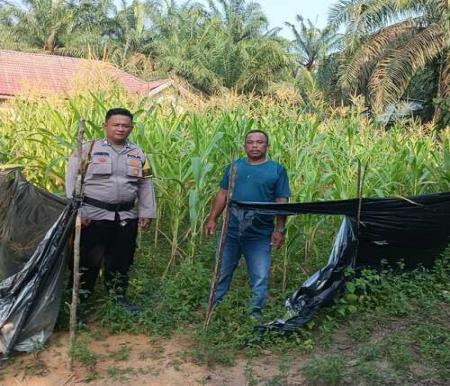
left=1, top=89, right=449, bottom=279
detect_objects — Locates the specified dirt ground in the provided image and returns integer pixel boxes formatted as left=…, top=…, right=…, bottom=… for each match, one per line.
left=0, top=330, right=307, bottom=386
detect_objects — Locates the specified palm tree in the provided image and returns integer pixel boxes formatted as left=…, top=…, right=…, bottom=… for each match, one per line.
left=111, top=0, right=156, bottom=66
left=285, top=15, right=339, bottom=74
left=0, top=0, right=156, bottom=77
left=149, top=1, right=222, bottom=93
left=150, top=0, right=290, bottom=94
left=205, top=0, right=289, bottom=92
left=329, top=0, right=450, bottom=117
left=58, top=0, right=118, bottom=59
left=206, top=0, right=269, bottom=43
left=0, top=0, right=79, bottom=53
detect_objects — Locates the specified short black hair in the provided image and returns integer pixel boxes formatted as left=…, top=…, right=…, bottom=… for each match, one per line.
left=105, top=108, right=133, bottom=122
left=245, top=129, right=269, bottom=144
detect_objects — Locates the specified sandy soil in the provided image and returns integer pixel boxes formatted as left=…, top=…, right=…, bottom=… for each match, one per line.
left=0, top=330, right=306, bottom=385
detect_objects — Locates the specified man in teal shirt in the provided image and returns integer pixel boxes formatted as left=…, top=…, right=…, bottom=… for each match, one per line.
left=205, top=130, right=290, bottom=320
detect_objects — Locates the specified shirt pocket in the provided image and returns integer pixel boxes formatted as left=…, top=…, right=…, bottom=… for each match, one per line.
left=126, top=158, right=143, bottom=178
left=89, top=155, right=112, bottom=177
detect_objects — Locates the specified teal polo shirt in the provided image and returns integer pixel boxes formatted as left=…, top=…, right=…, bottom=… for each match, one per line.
left=220, top=158, right=291, bottom=238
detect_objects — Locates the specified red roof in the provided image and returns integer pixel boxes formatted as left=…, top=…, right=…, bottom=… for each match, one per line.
left=0, top=50, right=169, bottom=98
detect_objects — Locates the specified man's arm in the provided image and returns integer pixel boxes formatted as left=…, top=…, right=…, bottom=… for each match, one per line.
left=275, top=197, right=288, bottom=230
left=204, top=188, right=228, bottom=236
left=271, top=197, right=288, bottom=248
left=137, top=166, right=157, bottom=230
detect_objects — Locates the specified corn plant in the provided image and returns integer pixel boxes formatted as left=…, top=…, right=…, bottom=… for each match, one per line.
left=1, top=90, right=448, bottom=277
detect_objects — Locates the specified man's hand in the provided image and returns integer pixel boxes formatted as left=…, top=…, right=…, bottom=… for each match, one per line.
left=271, top=231, right=285, bottom=249
left=204, top=189, right=227, bottom=237
left=138, top=217, right=151, bottom=230
left=204, top=219, right=216, bottom=236
left=80, top=217, right=91, bottom=227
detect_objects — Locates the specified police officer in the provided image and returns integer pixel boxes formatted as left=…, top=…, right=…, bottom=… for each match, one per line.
left=65, top=108, right=156, bottom=312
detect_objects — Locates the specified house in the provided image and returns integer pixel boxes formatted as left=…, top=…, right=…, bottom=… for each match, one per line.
left=0, top=50, right=181, bottom=102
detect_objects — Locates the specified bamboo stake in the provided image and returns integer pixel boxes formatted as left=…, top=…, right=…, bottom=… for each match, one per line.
left=354, top=159, right=366, bottom=267
left=356, top=160, right=362, bottom=230
left=69, top=119, right=86, bottom=368
left=204, top=158, right=237, bottom=328
left=356, top=160, right=367, bottom=232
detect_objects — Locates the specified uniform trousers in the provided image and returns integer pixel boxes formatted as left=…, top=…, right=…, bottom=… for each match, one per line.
left=79, top=218, right=138, bottom=296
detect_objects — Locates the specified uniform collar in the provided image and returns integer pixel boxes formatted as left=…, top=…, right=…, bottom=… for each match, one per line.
left=102, top=138, right=135, bottom=150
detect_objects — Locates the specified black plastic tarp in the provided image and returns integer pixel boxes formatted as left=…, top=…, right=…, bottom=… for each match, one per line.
left=235, top=193, right=450, bottom=331
left=0, top=170, right=71, bottom=356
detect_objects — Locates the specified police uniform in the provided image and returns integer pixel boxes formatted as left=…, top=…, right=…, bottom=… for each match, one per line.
left=65, top=139, right=156, bottom=296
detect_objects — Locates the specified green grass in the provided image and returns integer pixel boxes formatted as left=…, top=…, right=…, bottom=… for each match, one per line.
left=69, top=335, right=97, bottom=369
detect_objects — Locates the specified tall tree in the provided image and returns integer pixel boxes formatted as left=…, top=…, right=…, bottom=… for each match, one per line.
left=206, top=0, right=269, bottom=42
left=0, top=0, right=117, bottom=55
left=329, top=0, right=450, bottom=116
left=111, top=0, right=155, bottom=66
left=58, top=0, right=118, bottom=59
left=285, top=15, right=339, bottom=74
left=0, top=0, right=78, bottom=52
left=149, top=1, right=221, bottom=92
left=150, top=0, right=290, bottom=94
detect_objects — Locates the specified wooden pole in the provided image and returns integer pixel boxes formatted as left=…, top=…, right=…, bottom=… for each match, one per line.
left=354, top=159, right=366, bottom=267
left=204, top=158, right=237, bottom=328
left=69, top=119, right=86, bottom=368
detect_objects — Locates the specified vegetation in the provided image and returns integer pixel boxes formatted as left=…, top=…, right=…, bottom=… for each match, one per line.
left=0, top=85, right=448, bottom=384
left=0, top=0, right=448, bottom=121
left=0, top=0, right=291, bottom=94
left=1, top=88, right=448, bottom=264
left=0, top=1, right=449, bottom=384
left=329, top=0, right=450, bottom=117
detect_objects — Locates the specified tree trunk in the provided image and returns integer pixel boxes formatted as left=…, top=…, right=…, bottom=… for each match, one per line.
left=433, top=52, right=449, bottom=122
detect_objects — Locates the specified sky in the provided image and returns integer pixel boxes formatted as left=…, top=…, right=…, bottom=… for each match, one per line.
left=256, top=0, right=337, bottom=38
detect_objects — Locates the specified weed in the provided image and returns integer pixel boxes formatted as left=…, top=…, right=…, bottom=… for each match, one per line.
left=346, top=318, right=373, bottom=342
left=108, top=344, right=131, bottom=361
left=263, top=376, right=288, bottom=386
left=358, top=343, right=382, bottom=362
left=353, top=363, right=385, bottom=385
left=387, top=344, right=414, bottom=371
left=303, top=355, right=345, bottom=385
left=69, top=338, right=97, bottom=369
left=106, top=366, right=135, bottom=381
left=82, top=371, right=99, bottom=383
left=21, top=357, right=49, bottom=377
left=244, top=361, right=258, bottom=386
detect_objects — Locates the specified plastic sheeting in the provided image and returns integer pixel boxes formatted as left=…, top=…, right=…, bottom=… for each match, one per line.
left=0, top=170, right=71, bottom=356
left=235, top=193, right=450, bottom=331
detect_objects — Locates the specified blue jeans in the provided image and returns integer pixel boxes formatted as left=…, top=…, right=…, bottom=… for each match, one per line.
left=215, top=235, right=272, bottom=310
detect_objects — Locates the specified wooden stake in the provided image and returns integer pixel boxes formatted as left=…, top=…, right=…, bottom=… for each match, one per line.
left=69, top=119, right=86, bottom=368
left=204, top=158, right=237, bottom=328
left=354, top=159, right=366, bottom=267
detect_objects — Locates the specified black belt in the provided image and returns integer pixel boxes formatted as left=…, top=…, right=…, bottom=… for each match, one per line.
left=83, top=196, right=135, bottom=212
